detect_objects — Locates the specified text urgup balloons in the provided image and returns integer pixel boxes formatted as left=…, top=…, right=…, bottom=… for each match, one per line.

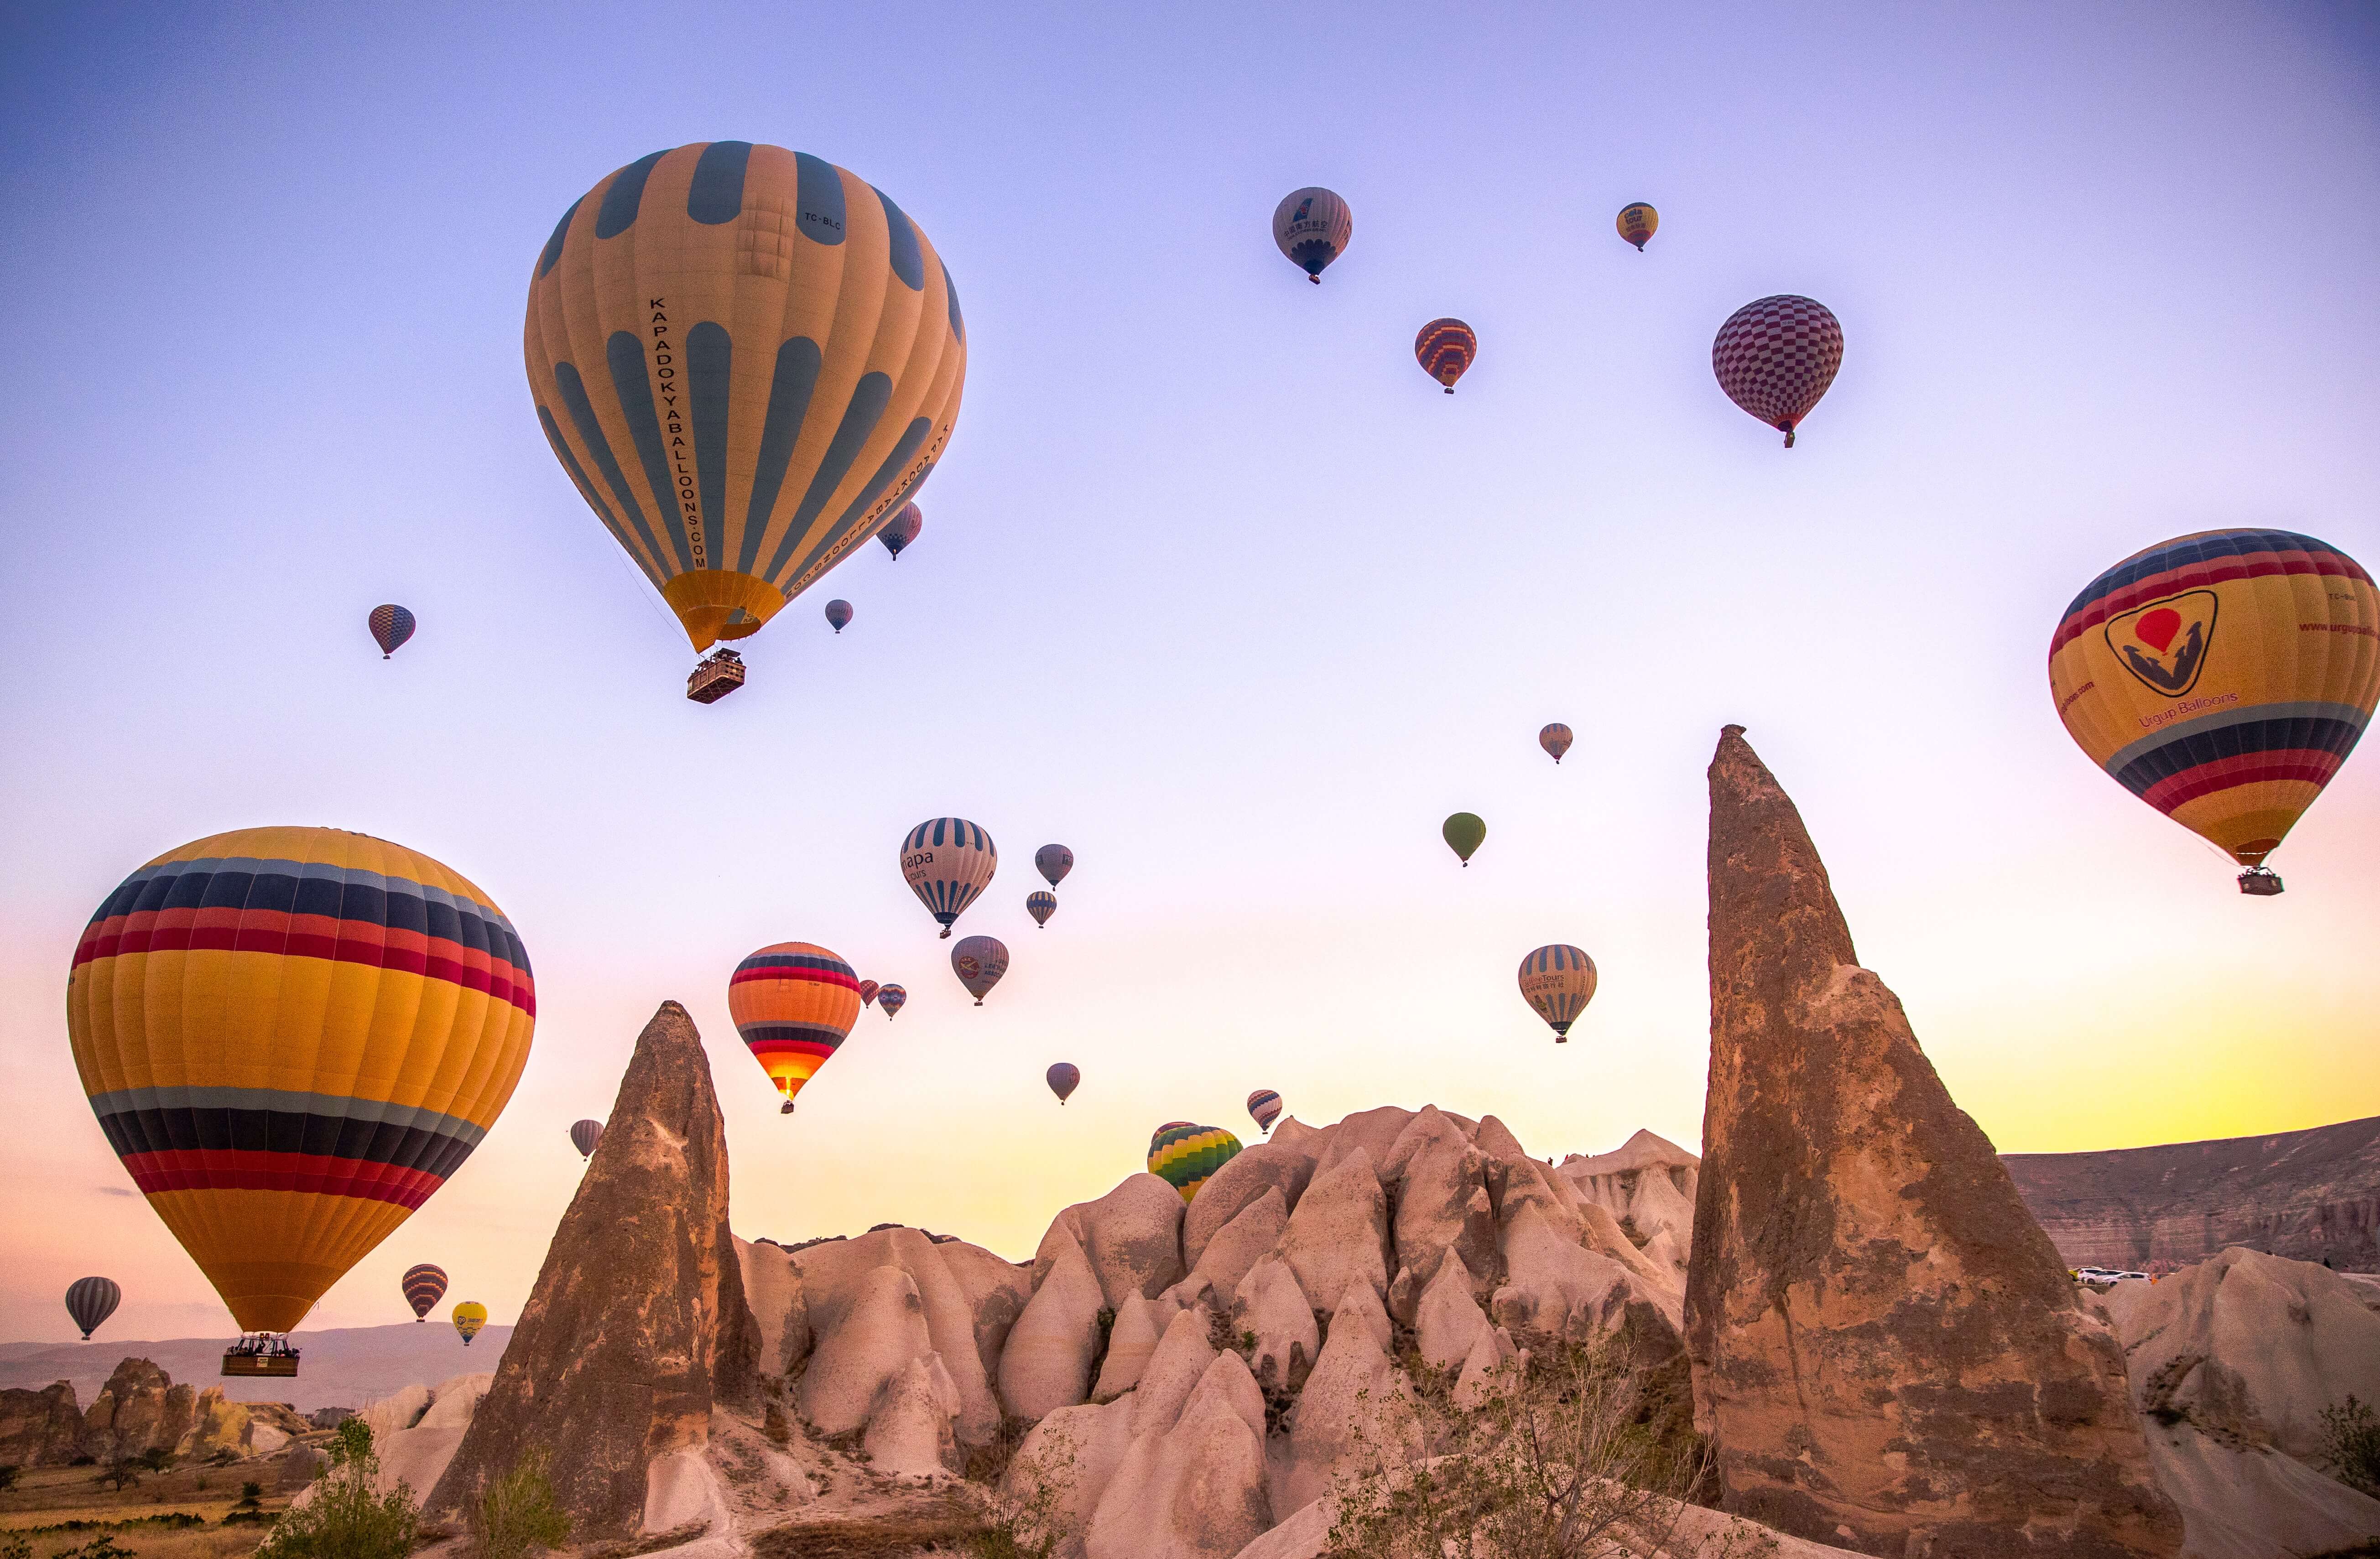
left=1272, top=187, right=1351, bottom=283
left=1539, top=723, right=1573, bottom=764
left=1712, top=295, right=1842, bottom=447
left=2049, top=529, right=2379, bottom=895
left=902, top=817, right=996, bottom=938
left=69, top=826, right=535, bottom=1340
left=952, top=935, right=1009, bottom=1005
left=1517, top=944, right=1598, bottom=1043
left=525, top=144, right=966, bottom=661
left=368, top=604, right=416, bottom=659
left=66, top=1277, right=121, bottom=1341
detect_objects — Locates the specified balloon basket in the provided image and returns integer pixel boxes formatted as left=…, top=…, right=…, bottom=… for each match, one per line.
left=222, top=1336, right=301, bottom=1378
left=2238, top=868, right=2284, bottom=897
left=687, top=648, right=747, bottom=704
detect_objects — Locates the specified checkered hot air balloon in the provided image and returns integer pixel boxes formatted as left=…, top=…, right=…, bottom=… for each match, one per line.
left=1415, top=318, right=1476, bottom=394
left=901, top=818, right=996, bottom=937
left=1518, top=944, right=1598, bottom=1043
left=877, top=983, right=906, bottom=1019
left=368, top=604, right=416, bottom=659
left=401, top=1264, right=448, bottom=1321
left=1272, top=187, right=1352, bottom=284
left=1540, top=724, right=1573, bottom=764
left=952, top=935, right=1008, bottom=1004
left=858, top=979, right=880, bottom=1008
left=1148, top=1123, right=1242, bottom=1203
left=1047, top=1062, right=1079, bottom=1104
left=880, top=503, right=923, bottom=559
left=730, top=942, right=862, bottom=1113
left=1245, top=1090, right=1282, bottom=1134
left=1712, top=295, right=1842, bottom=447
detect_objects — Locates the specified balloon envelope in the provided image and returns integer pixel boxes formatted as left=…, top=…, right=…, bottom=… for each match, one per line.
left=1415, top=318, right=1476, bottom=393
left=569, top=1119, right=603, bottom=1159
left=65, top=1276, right=121, bottom=1341
left=1443, top=811, right=1485, bottom=865
left=1713, top=295, right=1842, bottom=447
left=1147, top=1123, right=1242, bottom=1203
left=69, top=826, right=536, bottom=1336
left=1245, top=1090, right=1282, bottom=1134
left=825, top=599, right=853, bottom=634
left=902, top=818, right=996, bottom=936
left=1272, top=187, right=1351, bottom=282
left=858, top=979, right=880, bottom=1008
left=525, top=144, right=967, bottom=653
left=401, top=1263, right=448, bottom=1321
left=2049, top=529, right=2379, bottom=875
left=1518, top=944, right=1598, bottom=1042
left=729, top=942, right=862, bottom=1111
left=452, top=1301, right=487, bottom=1345
left=1034, top=844, right=1073, bottom=888
left=1046, top=1062, right=1080, bottom=1103
left=1026, top=890, right=1057, bottom=927
left=1540, top=723, right=1573, bottom=764
left=876, top=983, right=907, bottom=1019
left=952, top=935, right=1009, bottom=1004
left=1616, top=203, right=1658, bottom=250
left=368, top=605, right=416, bottom=659
left=879, top=502, right=923, bottom=558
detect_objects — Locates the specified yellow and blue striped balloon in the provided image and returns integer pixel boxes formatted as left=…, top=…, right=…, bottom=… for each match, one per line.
left=1517, top=944, right=1597, bottom=1043
left=1147, top=1122, right=1242, bottom=1203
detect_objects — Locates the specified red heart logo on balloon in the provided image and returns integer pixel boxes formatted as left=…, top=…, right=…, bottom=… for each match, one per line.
left=2134, top=608, right=2182, bottom=654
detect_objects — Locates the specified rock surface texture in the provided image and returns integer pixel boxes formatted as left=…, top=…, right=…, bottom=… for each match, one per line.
left=1688, top=726, right=2182, bottom=1556
left=429, top=1002, right=758, bottom=1539
left=82, top=1357, right=195, bottom=1461
left=0, top=1381, right=86, bottom=1465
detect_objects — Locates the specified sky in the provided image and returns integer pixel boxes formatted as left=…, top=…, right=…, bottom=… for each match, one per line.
left=2, top=1, right=2377, bottom=1345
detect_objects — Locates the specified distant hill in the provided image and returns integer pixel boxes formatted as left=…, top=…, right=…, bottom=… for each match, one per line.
left=0, top=1323, right=510, bottom=1413
left=2004, top=1114, right=2380, bottom=1271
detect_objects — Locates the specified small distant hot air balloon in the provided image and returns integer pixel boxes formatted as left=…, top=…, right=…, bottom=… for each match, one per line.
left=1443, top=812, right=1485, bottom=866
left=1026, top=890, right=1057, bottom=928
left=880, top=503, right=924, bottom=560
left=1713, top=295, right=1842, bottom=447
left=452, top=1301, right=487, bottom=1346
left=2049, top=529, right=2380, bottom=895
left=1035, top=844, right=1073, bottom=888
left=1518, top=945, right=1598, bottom=1043
left=1047, top=1062, right=1080, bottom=1104
left=1415, top=318, right=1476, bottom=394
left=569, top=1120, right=603, bottom=1159
left=952, top=935, right=1009, bottom=1004
left=877, top=983, right=907, bottom=1020
left=731, top=942, right=862, bottom=1113
left=1616, top=203, right=1658, bottom=251
left=1147, top=1123, right=1242, bottom=1202
left=1273, top=187, right=1352, bottom=284
left=65, top=1277, right=120, bottom=1341
left=1540, top=724, right=1573, bottom=764
left=902, top=818, right=997, bottom=937
left=859, top=979, right=880, bottom=1008
left=825, top=600, right=853, bottom=634
left=1246, top=1090, right=1283, bottom=1134
left=368, top=605, right=417, bottom=659
left=401, top=1264, right=447, bottom=1322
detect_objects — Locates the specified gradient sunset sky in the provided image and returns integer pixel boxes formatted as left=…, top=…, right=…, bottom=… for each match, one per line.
left=3, top=2, right=2376, bottom=1345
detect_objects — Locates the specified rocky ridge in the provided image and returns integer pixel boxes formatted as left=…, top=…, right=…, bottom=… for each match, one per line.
left=0, top=1357, right=308, bottom=1467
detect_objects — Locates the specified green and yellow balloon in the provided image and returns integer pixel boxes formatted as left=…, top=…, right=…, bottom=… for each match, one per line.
left=1147, top=1122, right=1241, bottom=1203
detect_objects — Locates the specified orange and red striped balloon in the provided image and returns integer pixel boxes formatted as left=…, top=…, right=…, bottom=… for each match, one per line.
left=1414, top=318, right=1476, bottom=394
left=729, top=942, right=862, bottom=1111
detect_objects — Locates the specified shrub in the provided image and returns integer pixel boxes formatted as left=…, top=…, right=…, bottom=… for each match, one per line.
left=255, top=1418, right=419, bottom=1559
left=93, top=1458, right=142, bottom=1492
left=0, top=1464, right=17, bottom=1490
left=137, top=1447, right=177, bottom=1474
left=468, top=1449, right=572, bottom=1559
left=1, top=1535, right=26, bottom=1559
left=2324, top=1393, right=2380, bottom=1497
left=237, top=1481, right=264, bottom=1510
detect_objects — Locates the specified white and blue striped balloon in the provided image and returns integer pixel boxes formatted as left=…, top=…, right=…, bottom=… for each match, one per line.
left=901, top=818, right=996, bottom=938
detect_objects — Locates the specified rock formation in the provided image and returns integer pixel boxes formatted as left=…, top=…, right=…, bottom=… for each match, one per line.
left=0, top=1381, right=85, bottom=1465
left=82, top=1357, right=195, bottom=1461
left=2004, top=1114, right=2380, bottom=1271
left=1689, top=726, right=2182, bottom=1555
left=430, top=1002, right=758, bottom=1539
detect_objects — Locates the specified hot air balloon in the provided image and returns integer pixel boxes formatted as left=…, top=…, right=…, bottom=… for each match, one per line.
left=825, top=599, right=853, bottom=634
left=1443, top=812, right=1485, bottom=866
left=69, top=827, right=535, bottom=1377
left=952, top=935, right=1009, bottom=1004
left=902, top=818, right=996, bottom=937
left=1518, top=945, right=1597, bottom=1043
left=1245, top=1090, right=1283, bottom=1134
left=2049, top=529, right=2380, bottom=895
left=569, top=1120, right=603, bottom=1159
left=1272, top=187, right=1352, bottom=284
left=1147, top=1123, right=1241, bottom=1203
left=1026, top=891, right=1057, bottom=928
left=65, top=1277, right=120, bottom=1341
left=858, top=978, right=880, bottom=1008
left=1415, top=318, right=1476, bottom=394
left=877, top=983, right=907, bottom=1020
left=1035, top=844, right=1073, bottom=888
left=1616, top=203, right=1658, bottom=251
left=368, top=605, right=417, bottom=659
left=730, top=942, right=862, bottom=1113
left=1047, top=1062, right=1080, bottom=1104
left=401, top=1264, right=448, bottom=1322
left=452, top=1301, right=487, bottom=1346
left=1712, top=295, right=1842, bottom=448
left=880, top=502, right=923, bottom=559
left=524, top=144, right=967, bottom=695
left=1540, top=724, right=1573, bottom=764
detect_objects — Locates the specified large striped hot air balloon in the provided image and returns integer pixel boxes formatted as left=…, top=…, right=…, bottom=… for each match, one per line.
left=68, top=827, right=535, bottom=1356
left=1046, top=1062, right=1079, bottom=1105
left=1616, top=203, right=1658, bottom=251
left=525, top=143, right=966, bottom=676
left=452, top=1301, right=486, bottom=1346
left=1246, top=1090, right=1282, bottom=1134
left=1415, top=319, right=1476, bottom=394
left=368, top=605, right=416, bottom=659
left=880, top=502, right=923, bottom=559
left=1518, top=944, right=1597, bottom=1043
left=2050, top=529, right=2379, bottom=894
left=729, top=942, right=862, bottom=1113
left=65, top=1277, right=121, bottom=1342
left=1147, top=1123, right=1242, bottom=1203
left=952, top=935, right=1009, bottom=1004
left=401, top=1263, right=448, bottom=1321
left=1540, top=724, right=1573, bottom=764
left=901, top=818, right=996, bottom=937
left=1713, top=295, right=1842, bottom=447
left=876, top=983, right=907, bottom=1020
left=1273, top=187, right=1352, bottom=284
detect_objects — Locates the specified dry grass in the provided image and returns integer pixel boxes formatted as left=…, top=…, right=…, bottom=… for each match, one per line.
left=747, top=1514, right=988, bottom=1557
left=0, top=1460, right=290, bottom=1559
left=12, top=1526, right=269, bottom=1559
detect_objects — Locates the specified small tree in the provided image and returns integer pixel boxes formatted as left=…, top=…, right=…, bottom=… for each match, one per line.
left=94, top=1456, right=143, bottom=1492
left=469, top=1449, right=573, bottom=1559
left=137, top=1446, right=177, bottom=1474
left=256, top=1416, right=420, bottom=1559
left=236, top=1480, right=265, bottom=1511
left=2323, top=1393, right=2380, bottom=1497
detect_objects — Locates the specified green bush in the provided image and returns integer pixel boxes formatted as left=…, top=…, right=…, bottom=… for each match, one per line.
left=2324, top=1393, right=2380, bottom=1497
left=468, top=1449, right=572, bottom=1559
left=255, top=1418, right=419, bottom=1559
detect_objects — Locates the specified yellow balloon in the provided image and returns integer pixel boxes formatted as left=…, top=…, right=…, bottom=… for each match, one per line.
left=526, top=143, right=968, bottom=652
left=1616, top=203, right=1658, bottom=250
left=452, top=1301, right=488, bottom=1345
